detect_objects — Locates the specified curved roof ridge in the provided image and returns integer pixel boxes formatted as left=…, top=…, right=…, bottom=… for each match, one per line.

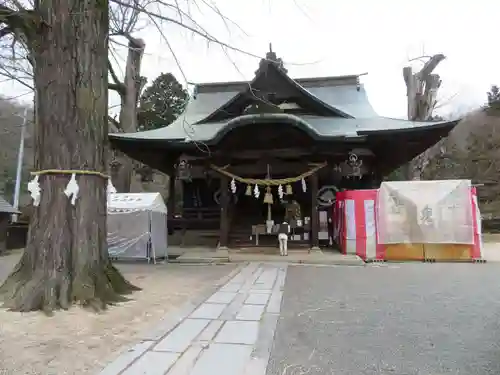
left=195, top=73, right=365, bottom=92
left=197, top=63, right=354, bottom=123
left=283, top=70, right=355, bottom=118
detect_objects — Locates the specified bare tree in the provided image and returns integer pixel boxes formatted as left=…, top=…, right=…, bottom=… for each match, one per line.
left=107, top=1, right=148, bottom=192
left=423, top=108, right=500, bottom=216
left=402, top=54, right=446, bottom=180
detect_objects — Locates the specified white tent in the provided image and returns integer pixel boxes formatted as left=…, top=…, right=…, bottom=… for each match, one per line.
left=107, top=193, right=168, bottom=262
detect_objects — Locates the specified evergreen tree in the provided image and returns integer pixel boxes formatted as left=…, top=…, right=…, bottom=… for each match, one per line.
left=138, top=73, right=188, bottom=131
left=487, top=85, right=500, bottom=113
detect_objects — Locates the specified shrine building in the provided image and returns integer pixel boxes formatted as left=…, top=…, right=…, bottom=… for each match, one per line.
left=109, top=47, right=459, bottom=250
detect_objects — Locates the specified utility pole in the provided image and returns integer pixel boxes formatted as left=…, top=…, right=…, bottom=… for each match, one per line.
left=11, top=107, right=29, bottom=222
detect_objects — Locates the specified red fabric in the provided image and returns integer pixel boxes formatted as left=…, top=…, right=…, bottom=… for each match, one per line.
left=470, top=187, right=482, bottom=259
left=332, top=186, right=482, bottom=260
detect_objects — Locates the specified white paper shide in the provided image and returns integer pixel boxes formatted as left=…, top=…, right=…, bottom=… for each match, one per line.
left=27, top=175, right=41, bottom=207
left=64, top=173, right=80, bottom=206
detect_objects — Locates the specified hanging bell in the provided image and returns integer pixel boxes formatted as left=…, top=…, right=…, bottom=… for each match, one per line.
left=285, top=184, right=293, bottom=195
left=245, top=184, right=252, bottom=196
left=263, top=186, right=274, bottom=204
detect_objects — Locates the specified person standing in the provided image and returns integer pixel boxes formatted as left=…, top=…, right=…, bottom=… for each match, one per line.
left=278, top=220, right=290, bottom=256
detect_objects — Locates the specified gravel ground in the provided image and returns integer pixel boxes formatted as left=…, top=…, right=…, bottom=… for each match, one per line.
left=267, top=263, right=500, bottom=375
left=0, top=251, right=236, bottom=375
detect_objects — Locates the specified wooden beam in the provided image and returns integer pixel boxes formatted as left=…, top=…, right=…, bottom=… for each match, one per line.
left=219, top=174, right=229, bottom=249
left=184, top=147, right=374, bottom=162
left=167, top=174, right=176, bottom=219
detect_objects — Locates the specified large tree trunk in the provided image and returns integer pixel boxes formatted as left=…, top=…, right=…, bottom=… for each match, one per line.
left=0, top=0, right=138, bottom=313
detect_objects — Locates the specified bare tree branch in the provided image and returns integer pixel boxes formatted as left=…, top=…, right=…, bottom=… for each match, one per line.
left=0, top=0, right=267, bottom=193
left=108, top=60, right=126, bottom=95
left=108, top=115, right=122, bottom=131
left=110, top=0, right=264, bottom=60
left=402, top=53, right=447, bottom=180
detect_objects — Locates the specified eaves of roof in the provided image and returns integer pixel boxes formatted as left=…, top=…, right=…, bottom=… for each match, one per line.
left=109, top=114, right=459, bottom=147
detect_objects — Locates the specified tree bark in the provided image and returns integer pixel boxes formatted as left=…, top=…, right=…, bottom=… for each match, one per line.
left=403, top=54, right=445, bottom=180
left=0, top=0, right=138, bottom=313
left=113, top=37, right=145, bottom=193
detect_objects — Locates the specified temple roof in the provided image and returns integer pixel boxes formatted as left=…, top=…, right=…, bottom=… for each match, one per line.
left=109, top=47, right=458, bottom=155
left=0, top=195, right=19, bottom=214
left=110, top=113, right=457, bottom=144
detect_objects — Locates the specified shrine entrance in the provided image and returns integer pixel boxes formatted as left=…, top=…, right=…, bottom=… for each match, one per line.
left=109, top=46, right=459, bottom=253
left=211, top=163, right=324, bottom=249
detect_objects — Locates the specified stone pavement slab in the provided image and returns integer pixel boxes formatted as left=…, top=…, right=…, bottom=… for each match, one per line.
left=189, top=303, right=226, bottom=319
left=236, top=305, right=265, bottom=321
left=214, top=321, right=260, bottom=344
left=245, top=293, right=270, bottom=305
left=154, top=319, right=210, bottom=353
left=206, top=291, right=237, bottom=304
left=99, top=263, right=287, bottom=375
left=121, top=352, right=179, bottom=375
left=190, top=344, right=253, bottom=375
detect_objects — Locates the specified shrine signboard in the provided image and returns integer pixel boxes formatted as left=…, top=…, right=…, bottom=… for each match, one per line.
left=377, top=180, right=474, bottom=245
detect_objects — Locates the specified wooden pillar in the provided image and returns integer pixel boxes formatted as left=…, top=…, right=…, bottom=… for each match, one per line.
left=167, top=174, right=176, bottom=219
left=219, top=175, right=229, bottom=249
left=310, top=172, right=320, bottom=251
left=372, top=170, right=383, bottom=189
left=0, top=215, right=7, bottom=253
left=166, top=173, right=176, bottom=237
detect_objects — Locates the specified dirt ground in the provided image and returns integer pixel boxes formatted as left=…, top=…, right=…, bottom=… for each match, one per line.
left=0, top=251, right=237, bottom=375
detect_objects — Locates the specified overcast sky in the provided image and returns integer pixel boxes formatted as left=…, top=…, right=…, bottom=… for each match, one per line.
left=2, top=0, right=498, bottom=119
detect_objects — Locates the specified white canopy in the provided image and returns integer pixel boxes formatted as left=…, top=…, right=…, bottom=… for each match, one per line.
left=108, top=193, right=167, bottom=214
left=107, top=193, right=168, bottom=262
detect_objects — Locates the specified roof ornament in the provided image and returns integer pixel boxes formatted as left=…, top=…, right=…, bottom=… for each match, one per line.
left=255, top=43, right=288, bottom=75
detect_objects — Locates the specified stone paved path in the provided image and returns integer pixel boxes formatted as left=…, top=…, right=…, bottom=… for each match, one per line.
left=99, top=263, right=286, bottom=375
